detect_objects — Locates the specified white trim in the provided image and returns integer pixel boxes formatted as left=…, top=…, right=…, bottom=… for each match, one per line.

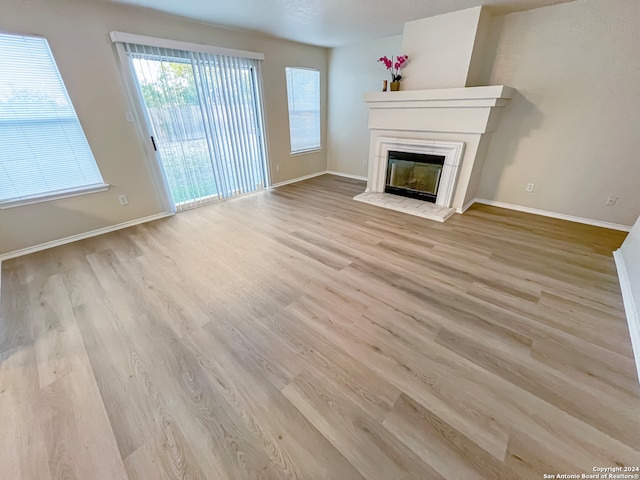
left=474, top=198, right=632, bottom=232
left=290, top=148, right=323, bottom=157
left=0, top=212, right=173, bottom=262
left=364, top=85, right=513, bottom=104
left=457, top=197, right=476, bottom=214
left=613, top=250, right=640, bottom=383
left=269, top=170, right=368, bottom=189
left=269, top=171, right=327, bottom=188
left=112, top=42, right=176, bottom=214
left=325, top=171, right=367, bottom=181
left=253, top=61, right=272, bottom=188
left=0, top=183, right=110, bottom=209
left=109, top=31, right=264, bottom=60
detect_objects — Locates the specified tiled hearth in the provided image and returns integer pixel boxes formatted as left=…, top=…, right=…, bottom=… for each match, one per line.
left=354, top=191, right=455, bottom=222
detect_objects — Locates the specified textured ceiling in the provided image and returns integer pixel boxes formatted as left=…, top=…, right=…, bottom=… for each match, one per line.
left=108, top=0, right=576, bottom=47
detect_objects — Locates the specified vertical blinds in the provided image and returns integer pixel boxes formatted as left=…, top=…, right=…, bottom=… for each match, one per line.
left=123, top=43, right=269, bottom=212
left=285, top=67, right=320, bottom=153
left=0, top=33, right=104, bottom=204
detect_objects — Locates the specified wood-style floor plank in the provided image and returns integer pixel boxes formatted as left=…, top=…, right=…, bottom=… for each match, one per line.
left=383, top=393, right=519, bottom=480
left=1, top=174, right=638, bottom=479
left=282, top=368, right=444, bottom=480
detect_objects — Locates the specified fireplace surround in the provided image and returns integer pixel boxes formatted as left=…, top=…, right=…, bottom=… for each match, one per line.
left=354, top=85, right=513, bottom=222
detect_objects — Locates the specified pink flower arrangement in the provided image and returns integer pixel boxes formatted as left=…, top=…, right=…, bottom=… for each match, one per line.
left=378, top=55, right=409, bottom=82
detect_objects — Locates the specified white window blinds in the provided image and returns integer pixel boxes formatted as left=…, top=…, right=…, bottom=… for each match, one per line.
left=0, top=33, right=105, bottom=206
left=119, top=41, right=269, bottom=212
left=285, top=67, right=320, bottom=154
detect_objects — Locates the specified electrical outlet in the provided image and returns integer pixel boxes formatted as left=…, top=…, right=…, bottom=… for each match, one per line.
left=118, top=194, right=129, bottom=206
left=124, top=111, right=135, bottom=123
left=604, top=196, right=619, bottom=206
left=526, top=183, right=535, bottom=193
left=276, top=164, right=280, bottom=172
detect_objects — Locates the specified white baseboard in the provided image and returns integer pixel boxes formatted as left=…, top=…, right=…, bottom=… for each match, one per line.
left=473, top=198, right=632, bottom=232
left=269, top=170, right=367, bottom=189
left=613, top=250, right=640, bottom=383
left=456, top=198, right=477, bottom=214
left=325, top=170, right=367, bottom=181
left=0, top=212, right=173, bottom=262
left=269, top=171, right=327, bottom=188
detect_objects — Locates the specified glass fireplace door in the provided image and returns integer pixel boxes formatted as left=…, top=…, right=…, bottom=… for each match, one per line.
left=387, top=159, right=442, bottom=195
left=385, top=151, right=445, bottom=202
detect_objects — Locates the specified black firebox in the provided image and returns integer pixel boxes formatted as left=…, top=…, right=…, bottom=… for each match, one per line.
left=384, top=150, right=445, bottom=203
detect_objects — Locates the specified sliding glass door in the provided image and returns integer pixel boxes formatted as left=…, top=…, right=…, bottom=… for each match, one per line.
left=122, top=43, right=269, bottom=211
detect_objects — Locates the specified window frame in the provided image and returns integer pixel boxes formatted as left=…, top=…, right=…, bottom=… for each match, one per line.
left=0, top=32, right=109, bottom=209
left=0, top=183, right=109, bottom=209
left=284, top=66, right=321, bottom=155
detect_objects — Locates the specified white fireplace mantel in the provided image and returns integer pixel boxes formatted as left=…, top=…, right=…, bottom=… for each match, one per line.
left=356, top=85, right=513, bottom=221
left=364, top=85, right=512, bottom=106
left=364, top=85, right=513, bottom=135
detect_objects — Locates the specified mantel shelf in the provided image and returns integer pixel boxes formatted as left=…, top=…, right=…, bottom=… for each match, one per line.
left=364, top=85, right=513, bottom=107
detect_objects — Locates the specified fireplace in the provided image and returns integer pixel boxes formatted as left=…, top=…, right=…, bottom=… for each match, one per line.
left=354, top=137, right=465, bottom=221
left=385, top=151, right=445, bottom=203
left=354, top=86, right=513, bottom=222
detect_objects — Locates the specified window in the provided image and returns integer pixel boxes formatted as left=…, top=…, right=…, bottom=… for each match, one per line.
left=0, top=33, right=106, bottom=207
left=285, top=67, right=320, bottom=154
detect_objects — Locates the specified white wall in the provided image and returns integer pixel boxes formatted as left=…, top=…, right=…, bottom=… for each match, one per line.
left=327, top=34, right=402, bottom=177
left=618, top=215, right=640, bottom=377
left=620, top=216, right=640, bottom=310
left=0, top=0, right=328, bottom=256
left=401, top=6, right=486, bottom=90
left=478, top=0, right=640, bottom=227
left=465, top=6, right=494, bottom=87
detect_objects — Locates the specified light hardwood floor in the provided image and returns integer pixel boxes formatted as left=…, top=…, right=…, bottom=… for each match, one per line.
left=1, top=174, right=638, bottom=479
